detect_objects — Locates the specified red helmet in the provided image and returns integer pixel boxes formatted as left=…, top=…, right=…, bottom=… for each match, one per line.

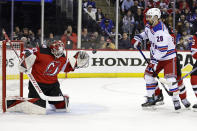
left=49, top=40, right=64, bottom=58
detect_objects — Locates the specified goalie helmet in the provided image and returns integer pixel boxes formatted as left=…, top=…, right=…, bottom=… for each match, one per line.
left=49, top=40, right=64, bottom=58
left=146, top=8, right=161, bottom=19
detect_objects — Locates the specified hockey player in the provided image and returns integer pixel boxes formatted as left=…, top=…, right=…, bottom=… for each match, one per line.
left=131, top=8, right=181, bottom=110
left=18, top=40, right=89, bottom=112
left=191, top=32, right=197, bottom=110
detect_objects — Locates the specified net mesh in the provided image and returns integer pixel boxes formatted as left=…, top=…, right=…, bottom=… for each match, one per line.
left=0, top=41, right=23, bottom=112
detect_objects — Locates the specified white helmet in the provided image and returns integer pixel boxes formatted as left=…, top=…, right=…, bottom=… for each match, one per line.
left=146, top=8, right=161, bottom=19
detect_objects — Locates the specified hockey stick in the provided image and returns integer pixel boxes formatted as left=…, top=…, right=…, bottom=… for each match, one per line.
left=160, top=66, right=197, bottom=86
left=137, top=47, right=172, bottom=96
left=3, top=32, right=64, bottom=101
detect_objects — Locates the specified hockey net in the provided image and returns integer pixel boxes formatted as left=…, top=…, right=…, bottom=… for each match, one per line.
left=0, top=40, right=24, bottom=112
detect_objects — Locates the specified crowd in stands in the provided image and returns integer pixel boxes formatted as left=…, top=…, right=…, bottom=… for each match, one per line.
left=1, top=0, right=197, bottom=51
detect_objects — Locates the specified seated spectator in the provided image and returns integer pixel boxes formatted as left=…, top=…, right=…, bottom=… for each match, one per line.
left=109, top=27, right=122, bottom=43
left=61, top=25, right=77, bottom=49
left=178, top=29, right=193, bottom=50
left=131, top=0, right=139, bottom=15
left=122, top=10, right=135, bottom=35
left=177, top=38, right=187, bottom=50
left=121, top=0, right=134, bottom=14
left=118, top=32, right=133, bottom=49
left=185, top=21, right=194, bottom=34
left=100, top=18, right=114, bottom=37
left=89, top=31, right=101, bottom=49
left=101, top=39, right=116, bottom=49
left=14, top=26, right=23, bottom=40
left=84, top=5, right=96, bottom=20
left=138, top=0, right=145, bottom=9
left=81, top=28, right=91, bottom=49
left=46, top=32, right=55, bottom=46
left=98, top=36, right=106, bottom=49
left=96, top=8, right=105, bottom=23
left=34, top=28, right=41, bottom=47
left=134, top=8, right=144, bottom=34
left=83, top=5, right=98, bottom=32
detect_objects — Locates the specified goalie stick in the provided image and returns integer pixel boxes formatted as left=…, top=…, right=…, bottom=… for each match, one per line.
left=3, top=32, right=64, bottom=101
left=137, top=47, right=173, bottom=96
left=159, top=67, right=197, bottom=86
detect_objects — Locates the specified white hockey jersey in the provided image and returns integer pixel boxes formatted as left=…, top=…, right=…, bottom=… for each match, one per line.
left=139, top=21, right=176, bottom=61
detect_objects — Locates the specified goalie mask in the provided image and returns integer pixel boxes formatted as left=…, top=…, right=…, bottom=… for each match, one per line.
left=49, top=40, right=64, bottom=58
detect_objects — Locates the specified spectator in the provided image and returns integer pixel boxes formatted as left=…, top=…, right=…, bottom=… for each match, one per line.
left=46, top=32, right=55, bottom=46
left=61, top=25, right=77, bottom=49
left=101, top=39, right=116, bottom=49
left=177, top=37, right=187, bottom=50
left=131, top=0, right=139, bottom=15
left=84, top=5, right=96, bottom=20
left=122, top=10, right=135, bottom=35
left=34, top=28, right=41, bottom=47
left=118, top=32, right=133, bottom=49
left=138, top=0, right=145, bottom=9
left=95, top=8, right=105, bottom=23
left=89, top=31, right=101, bottom=49
left=100, top=18, right=114, bottom=37
left=109, top=27, right=122, bottom=43
left=98, top=36, right=106, bottom=49
left=134, top=8, right=144, bottom=34
left=178, top=29, right=193, bottom=50
left=14, top=26, right=23, bottom=39
left=81, top=28, right=91, bottom=49
left=121, top=0, right=134, bottom=13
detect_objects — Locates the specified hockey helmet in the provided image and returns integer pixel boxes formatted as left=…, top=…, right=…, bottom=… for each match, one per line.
left=49, top=40, right=64, bottom=58
left=146, top=8, right=161, bottom=20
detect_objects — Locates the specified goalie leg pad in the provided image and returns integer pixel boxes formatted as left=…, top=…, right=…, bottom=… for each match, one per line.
left=6, top=97, right=47, bottom=114
left=53, top=95, right=70, bottom=112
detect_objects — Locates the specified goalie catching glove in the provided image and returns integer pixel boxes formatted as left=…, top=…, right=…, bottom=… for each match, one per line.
left=19, top=49, right=36, bottom=73
left=69, top=51, right=89, bottom=69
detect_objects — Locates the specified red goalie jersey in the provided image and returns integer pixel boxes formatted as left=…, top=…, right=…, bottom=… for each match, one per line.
left=28, top=47, right=74, bottom=84
left=191, top=34, right=197, bottom=60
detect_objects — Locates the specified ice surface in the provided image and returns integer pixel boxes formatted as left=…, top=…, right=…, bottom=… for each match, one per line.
left=1, top=78, right=197, bottom=131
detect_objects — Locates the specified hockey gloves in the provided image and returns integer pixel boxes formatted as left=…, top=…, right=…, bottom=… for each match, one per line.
left=18, top=49, right=36, bottom=73
left=147, top=58, right=158, bottom=73
left=75, top=51, right=89, bottom=68
left=131, top=35, right=143, bottom=49
left=69, top=51, right=89, bottom=69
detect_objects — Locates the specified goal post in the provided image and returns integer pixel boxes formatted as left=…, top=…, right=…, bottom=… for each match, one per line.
left=0, top=40, right=24, bottom=112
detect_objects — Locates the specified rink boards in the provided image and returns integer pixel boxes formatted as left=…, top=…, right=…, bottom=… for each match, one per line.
left=2, top=49, right=195, bottom=79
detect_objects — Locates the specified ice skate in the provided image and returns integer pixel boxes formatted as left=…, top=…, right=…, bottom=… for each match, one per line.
left=181, top=98, right=191, bottom=108
left=142, top=96, right=156, bottom=108
left=155, top=90, right=164, bottom=105
left=192, top=104, right=197, bottom=112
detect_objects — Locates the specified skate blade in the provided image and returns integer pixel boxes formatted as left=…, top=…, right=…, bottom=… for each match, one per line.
left=192, top=108, right=197, bottom=112
left=142, top=105, right=157, bottom=110
left=155, top=101, right=164, bottom=106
